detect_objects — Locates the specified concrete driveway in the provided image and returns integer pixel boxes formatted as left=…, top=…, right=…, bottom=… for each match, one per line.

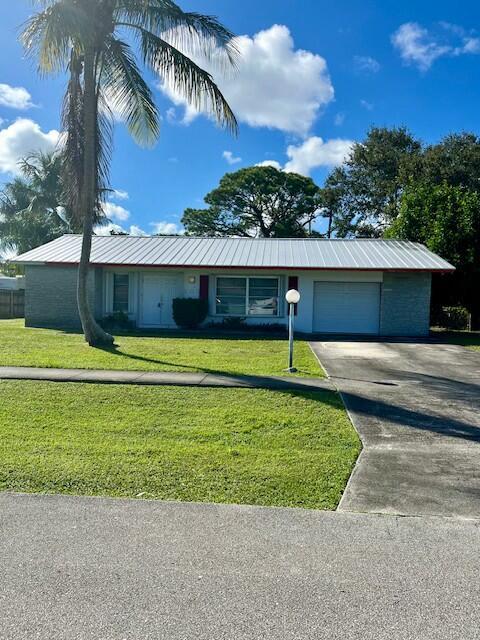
left=310, top=339, right=480, bottom=518
left=1, top=493, right=480, bottom=640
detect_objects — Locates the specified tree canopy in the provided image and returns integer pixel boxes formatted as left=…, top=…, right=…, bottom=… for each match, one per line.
left=387, top=181, right=480, bottom=323
left=322, top=127, right=480, bottom=325
left=182, top=166, right=322, bottom=237
left=0, top=152, right=70, bottom=255
left=320, top=127, right=422, bottom=237
left=388, top=182, right=480, bottom=273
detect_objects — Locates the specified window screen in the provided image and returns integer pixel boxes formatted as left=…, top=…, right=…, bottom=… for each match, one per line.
left=248, top=278, right=279, bottom=316
left=216, top=277, right=247, bottom=315
left=113, top=274, right=129, bottom=313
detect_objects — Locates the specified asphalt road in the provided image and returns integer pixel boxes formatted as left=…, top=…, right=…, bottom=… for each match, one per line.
left=310, top=339, right=480, bottom=518
left=1, top=493, right=479, bottom=640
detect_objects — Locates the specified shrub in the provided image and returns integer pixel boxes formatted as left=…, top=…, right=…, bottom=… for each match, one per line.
left=207, top=318, right=287, bottom=334
left=173, top=298, right=208, bottom=329
left=220, top=316, right=246, bottom=330
left=433, top=306, right=471, bottom=331
left=100, top=311, right=135, bottom=333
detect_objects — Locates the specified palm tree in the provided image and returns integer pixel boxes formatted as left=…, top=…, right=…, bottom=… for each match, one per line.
left=21, top=0, right=237, bottom=346
left=0, top=151, right=70, bottom=255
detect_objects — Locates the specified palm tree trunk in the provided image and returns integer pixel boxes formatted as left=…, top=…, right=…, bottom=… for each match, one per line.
left=327, top=211, right=333, bottom=238
left=77, top=47, right=113, bottom=347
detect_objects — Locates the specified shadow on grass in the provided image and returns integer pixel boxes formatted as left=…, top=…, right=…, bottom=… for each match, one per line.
left=80, top=339, right=480, bottom=446
left=54, top=325, right=288, bottom=342
left=88, top=342, right=325, bottom=391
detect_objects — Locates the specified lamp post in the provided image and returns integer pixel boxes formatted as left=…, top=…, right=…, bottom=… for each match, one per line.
left=285, top=289, right=300, bottom=373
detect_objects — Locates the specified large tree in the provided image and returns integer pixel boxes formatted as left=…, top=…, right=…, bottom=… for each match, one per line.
left=22, top=0, right=237, bottom=346
left=320, top=127, right=480, bottom=325
left=320, top=127, right=422, bottom=237
left=182, top=166, right=322, bottom=237
left=387, top=181, right=480, bottom=327
left=415, top=133, right=480, bottom=192
left=0, top=152, right=70, bottom=255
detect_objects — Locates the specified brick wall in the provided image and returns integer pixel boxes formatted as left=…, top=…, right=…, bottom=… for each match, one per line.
left=380, top=272, right=432, bottom=337
left=25, top=265, right=102, bottom=329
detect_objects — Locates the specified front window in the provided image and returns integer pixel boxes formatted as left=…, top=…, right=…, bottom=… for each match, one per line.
left=216, top=276, right=279, bottom=316
left=113, top=274, right=129, bottom=313
left=248, top=278, right=279, bottom=315
left=216, top=277, right=247, bottom=315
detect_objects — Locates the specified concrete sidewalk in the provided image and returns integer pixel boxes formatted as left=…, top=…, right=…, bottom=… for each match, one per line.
left=0, top=365, right=333, bottom=391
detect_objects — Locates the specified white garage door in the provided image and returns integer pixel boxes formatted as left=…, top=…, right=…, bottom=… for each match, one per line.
left=313, top=282, right=381, bottom=334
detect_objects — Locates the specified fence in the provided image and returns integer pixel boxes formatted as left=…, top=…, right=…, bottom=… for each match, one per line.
left=0, top=289, right=25, bottom=319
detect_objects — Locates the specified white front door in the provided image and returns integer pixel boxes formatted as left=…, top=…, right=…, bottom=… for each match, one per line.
left=140, top=274, right=179, bottom=327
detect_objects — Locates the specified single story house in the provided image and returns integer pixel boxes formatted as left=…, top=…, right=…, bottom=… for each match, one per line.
left=14, top=234, right=454, bottom=336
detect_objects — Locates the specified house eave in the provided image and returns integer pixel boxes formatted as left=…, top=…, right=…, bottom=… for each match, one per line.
left=19, top=261, right=455, bottom=274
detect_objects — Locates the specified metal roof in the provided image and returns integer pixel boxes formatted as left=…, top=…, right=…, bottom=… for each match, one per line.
left=13, top=234, right=455, bottom=271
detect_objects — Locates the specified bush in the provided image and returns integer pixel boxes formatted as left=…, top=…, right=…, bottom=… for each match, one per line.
left=100, top=311, right=135, bottom=333
left=207, top=318, right=287, bottom=334
left=433, top=306, right=471, bottom=331
left=219, top=316, right=246, bottom=331
left=173, top=298, right=208, bottom=329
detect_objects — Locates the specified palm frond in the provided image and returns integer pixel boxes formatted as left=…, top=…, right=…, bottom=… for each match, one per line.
left=101, top=36, right=160, bottom=147
left=116, top=0, right=238, bottom=68
left=137, top=27, right=237, bottom=134
left=20, top=2, right=86, bottom=74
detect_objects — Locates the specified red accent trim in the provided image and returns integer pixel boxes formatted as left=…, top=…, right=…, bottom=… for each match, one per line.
left=45, top=262, right=454, bottom=273
left=288, top=275, right=299, bottom=315
left=199, top=275, right=209, bottom=300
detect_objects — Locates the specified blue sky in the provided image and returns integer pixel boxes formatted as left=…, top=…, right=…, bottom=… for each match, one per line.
left=1, top=0, right=480, bottom=236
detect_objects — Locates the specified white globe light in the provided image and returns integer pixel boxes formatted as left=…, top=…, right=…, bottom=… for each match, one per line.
left=285, top=289, right=300, bottom=304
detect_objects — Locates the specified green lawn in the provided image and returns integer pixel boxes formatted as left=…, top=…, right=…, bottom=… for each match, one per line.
left=0, top=319, right=323, bottom=377
left=0, top=380, right=360, bottom=510
left=432, top=329, right=480, bottom=351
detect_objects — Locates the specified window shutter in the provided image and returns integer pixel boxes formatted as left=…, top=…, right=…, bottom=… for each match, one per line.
left=288, top=275, right=298, bottom=315
left=199, top=275, right=209, bottom=300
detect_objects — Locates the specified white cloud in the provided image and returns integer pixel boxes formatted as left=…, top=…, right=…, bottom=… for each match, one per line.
left=439, top=22, right=480, bottom=53
left=165, top=107, right=177, bottom=123
left=159, top=24, right=334, bottom=135
left=353, top=56, right=380, bottom=73
left=223, top=150, right=242, bottom=165
left=462, top=37, right=480, bottom=54
left=110, top=189, right=129, bottom=201
left=95, top=223, right=148, bottom=236
left=0, top=84, right=35, bottom=110
left=151, top=221, right=182, bottom=235
left=256, top=160, right=282, bottom=170
left=284, top=136, right=353, bottom=176
left=334, top=112, right=345, bottom=126
left=129, top=225, right=148, bottom=236
left=360, top=99, right=374, bottom=111
left=103, top=201, right=130, bottom=222
left=392, top=21, right=480, bottom=71
left=0, top=118, right=59, bottom=174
